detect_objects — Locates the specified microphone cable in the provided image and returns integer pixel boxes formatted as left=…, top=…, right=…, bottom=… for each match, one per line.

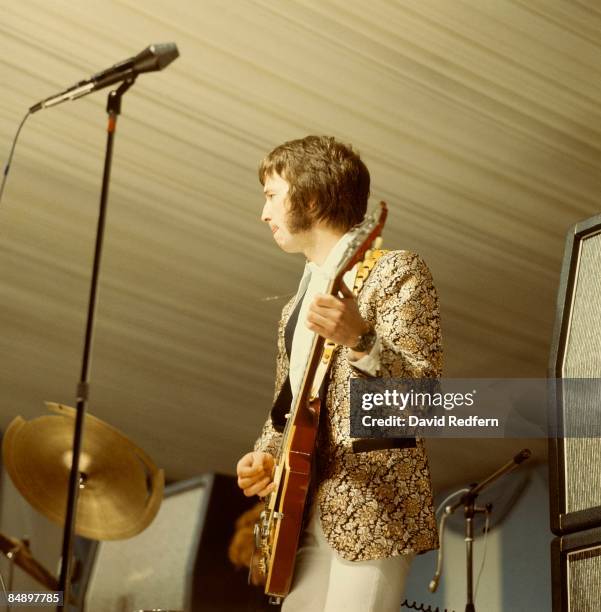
left=429, top=487, right=470, bottom=593
left=402, top=600, right=455, bottom=612
left=0, top=110, right=31, bottom=210
left=474, top=505, right=492, bottom=602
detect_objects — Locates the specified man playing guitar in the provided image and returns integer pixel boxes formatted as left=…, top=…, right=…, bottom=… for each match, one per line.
left=236, top=135, right=442, bottom=612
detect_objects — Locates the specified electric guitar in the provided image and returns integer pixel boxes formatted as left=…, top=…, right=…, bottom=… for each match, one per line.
left=251, top=202, right=388, bottom=602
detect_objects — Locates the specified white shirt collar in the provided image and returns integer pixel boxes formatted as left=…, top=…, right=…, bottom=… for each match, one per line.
left=305, top=231, right=355, bottom=280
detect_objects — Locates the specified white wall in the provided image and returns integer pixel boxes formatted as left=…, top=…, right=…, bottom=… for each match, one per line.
left=404, top=463, right=551, bottom=612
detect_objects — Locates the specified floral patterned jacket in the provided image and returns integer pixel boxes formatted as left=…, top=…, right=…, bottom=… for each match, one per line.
left=254, top=250, right=442, bottom=561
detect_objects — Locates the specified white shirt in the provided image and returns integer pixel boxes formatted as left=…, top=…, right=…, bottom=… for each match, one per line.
left=288, top=232, right=381, bottom=401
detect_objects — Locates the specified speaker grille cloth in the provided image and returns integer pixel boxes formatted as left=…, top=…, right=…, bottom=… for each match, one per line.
left=562, top=233, right=601, bottom=514
left=86, top=486, right=205, bottom=611
left=567, top=546, right=601, bottom=612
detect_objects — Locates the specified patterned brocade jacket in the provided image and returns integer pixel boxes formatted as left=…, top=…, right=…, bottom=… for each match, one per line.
left=254, top=250, right=443, bottom=561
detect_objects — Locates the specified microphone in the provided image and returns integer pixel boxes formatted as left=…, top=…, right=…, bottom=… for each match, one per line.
left=30, top=43, right=179, bottom=113
left=429, top=506, right=451, bottom=593
left=429, top=574, right=441, bottom=593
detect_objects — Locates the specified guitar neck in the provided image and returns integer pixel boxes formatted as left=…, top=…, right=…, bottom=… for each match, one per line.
left=275, top=202, right=388, bottom=458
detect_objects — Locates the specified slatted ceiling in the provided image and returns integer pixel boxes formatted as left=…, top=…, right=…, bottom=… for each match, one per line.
left=394, top=208, right=555, bottom=287
left=511, top=0, right=601, bottom=47
left=0, top=1, right=599, bottom=489
left=379, top=174, right=560, bottom=278
left=294, top=0, right=601, bottom=137
left=442, top=294, right=548, bottom=349
left=416, top=1, right=601, bottom=90
left=365, top=116, right=598, bottom=227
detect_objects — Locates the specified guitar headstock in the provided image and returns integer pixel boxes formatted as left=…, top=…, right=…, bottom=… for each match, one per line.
left=334, top=201, right=388, bottom=283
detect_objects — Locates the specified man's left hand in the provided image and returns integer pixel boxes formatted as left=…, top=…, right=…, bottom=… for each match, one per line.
left=306, top=282, right=370, bottom=353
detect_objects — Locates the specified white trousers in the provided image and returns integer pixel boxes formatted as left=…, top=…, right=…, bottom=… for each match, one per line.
left=281, top=505, right=414, bottom=612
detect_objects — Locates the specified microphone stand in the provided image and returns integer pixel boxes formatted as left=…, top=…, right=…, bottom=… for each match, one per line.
left=57, top=75, right=137, bottom=609
left=444, top=449, right=531, bottom=612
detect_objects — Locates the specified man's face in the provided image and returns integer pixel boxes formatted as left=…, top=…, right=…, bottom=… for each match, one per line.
left=261, top=172, right=305, bottom=253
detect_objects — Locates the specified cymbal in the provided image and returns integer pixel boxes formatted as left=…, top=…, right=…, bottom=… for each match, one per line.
left=2, top=402, right=164, bottom=540
left=0, top=532, right=58, bottom=591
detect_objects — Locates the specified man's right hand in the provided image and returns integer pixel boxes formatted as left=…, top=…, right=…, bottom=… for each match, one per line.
left=236, top=451, right=276, bottom=498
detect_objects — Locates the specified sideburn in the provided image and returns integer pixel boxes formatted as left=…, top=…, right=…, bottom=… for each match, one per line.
left=286, top=201, right=316, bottom=234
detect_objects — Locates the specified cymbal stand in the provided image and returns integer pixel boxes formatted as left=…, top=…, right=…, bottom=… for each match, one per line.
left=2, top=541, right=20, bottom=612
left=57, top=75, right=137, bottom=609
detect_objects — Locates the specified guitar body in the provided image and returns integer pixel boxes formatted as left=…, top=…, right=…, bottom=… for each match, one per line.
left=251, top=203, right=388, bottom=602
left=256, top=396, right=320, bottom=598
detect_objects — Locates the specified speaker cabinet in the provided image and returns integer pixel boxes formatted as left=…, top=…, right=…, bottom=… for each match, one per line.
left=548, top=213, right=601, bottom=535
left=81, top=473, right=262, bottom=612
left=551, top=527, right=601, bottom=612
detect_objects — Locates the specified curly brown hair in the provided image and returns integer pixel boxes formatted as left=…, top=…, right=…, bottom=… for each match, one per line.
left=258, top=135, right=370, bottom=233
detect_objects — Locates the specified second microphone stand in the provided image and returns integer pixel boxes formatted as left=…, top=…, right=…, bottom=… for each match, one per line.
left=438, top=449, right=531, bottom=612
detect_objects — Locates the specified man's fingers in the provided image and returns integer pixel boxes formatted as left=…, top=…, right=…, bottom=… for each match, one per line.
left=314, top=284, right=354, bottom=306
left=238, top=463, right=264, bottom=478
left=255, top=452, right=274, bottom=473
left=339, top=280, right=354, bottom=298
left=238, top=464, right=268, bottom=483
left=307, top=310, right=330, bottom=328
left=306, top=314, right=332, bottom=340
left=251, top=453, right=264, bottom=471
left=236, top=452, right=255, bottom=472
left=310, top=302, right=344, bottom=319
left=257, top=482, right=276, bottom=498
left=243, top=475, right=273, bottom=498
left=238, top=452, right=273, bottom=475
left=238, top=472, right=266, bottom=489
left=313, top=293, right=343, bottom=309
left=236, top=452, right=275, bottom=494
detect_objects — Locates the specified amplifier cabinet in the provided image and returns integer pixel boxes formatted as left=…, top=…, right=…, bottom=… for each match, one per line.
left=548, top=213, right=601, bottom=535
left=551, top=527, right=601, bottom=612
